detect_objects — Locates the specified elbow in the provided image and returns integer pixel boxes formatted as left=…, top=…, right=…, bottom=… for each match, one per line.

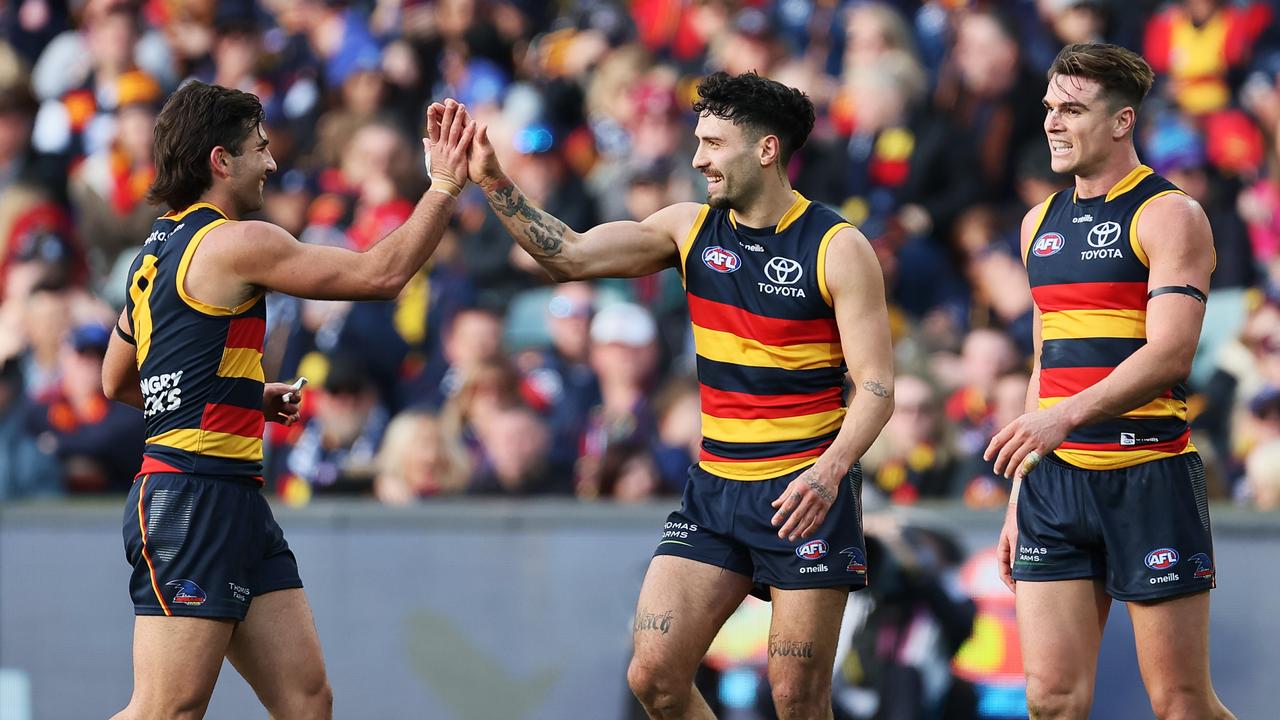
left=368, top=272, right=407, bottom=301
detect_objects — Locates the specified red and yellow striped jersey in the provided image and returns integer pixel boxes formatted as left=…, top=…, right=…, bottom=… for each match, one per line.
left=1026, top=165, right=1196, bottom=470
left=680, top=192, right=851, bottom=480
left=124, top=203, right=267, bottom=478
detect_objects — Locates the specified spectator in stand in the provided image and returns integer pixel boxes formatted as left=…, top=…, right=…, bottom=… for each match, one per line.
left=469, top=404, right=567, bottom=495
left=576, top=302, right=659, bottom=498
left=373, top=410, right=471, bottom=503
left=269, top=353, right=390, bottom=502
left=413, top=306, right=504, bottom=409
left=945, top=328, right=1020, bottom=465
left=1144, top=0, right=1272, bottom=117
left=1243, top=438, right=1280, bottom=509
left=26, top=323, right=143, bottom=492
left=517, top=282, right=600, bottom=467
left=933, top=9, right=1047, bottom=210
left=0, top=356, right=62, bottom=500
left=67, top=69, right=163, bottom=277
left=861, top=373, right=954, bottom=505
left=650, top=374, right=701, bottom=493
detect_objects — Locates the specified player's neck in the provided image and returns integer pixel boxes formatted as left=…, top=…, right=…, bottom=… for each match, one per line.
left=199, top=187, right=241, bottom=220
left=731, top=180, right=797, bottom=230
left=1073, top=146, right=1142, bottom=200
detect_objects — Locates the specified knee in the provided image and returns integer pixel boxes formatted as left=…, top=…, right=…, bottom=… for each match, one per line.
left=1148, top=684, right=1220, bottom=720
left=627, top=660, right=689, bottom=714
left=769, top=674, right=830, bottom=720
left=1025, top=674, right=1092, bottom=720
left=273, top=678, right=333, bottom=720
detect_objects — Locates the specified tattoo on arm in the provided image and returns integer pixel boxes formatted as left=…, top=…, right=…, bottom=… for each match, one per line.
left=633, top=610, right=674, bottom=635
left=485, top=182, right=570, bottom=258
left=768, top=634, right=815, bottom=659
left=862, top=379, right=890, bottom=399
left=806, top=476, right=835, bottom=504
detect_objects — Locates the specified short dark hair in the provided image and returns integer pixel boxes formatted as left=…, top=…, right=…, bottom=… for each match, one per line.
left=146, top=81, right=265, bottom=210
left=1048, top=43, right=1155, bottom=113
left=691, top=71, right=815, bottom=164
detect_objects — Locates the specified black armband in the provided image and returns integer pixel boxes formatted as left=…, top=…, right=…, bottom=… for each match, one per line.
left=1148, top=285, right=1207, bottom=304
left=115, top=324, right=136, bottom=345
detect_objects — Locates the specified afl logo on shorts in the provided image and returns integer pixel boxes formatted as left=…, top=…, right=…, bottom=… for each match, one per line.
left=1032, top=232, right=1065, bottom=257
left=1144, top=548, right=1179, bottom=570
left=796, top=539, right=829, bottom=560
left=702, top=246, right=741, bottom=273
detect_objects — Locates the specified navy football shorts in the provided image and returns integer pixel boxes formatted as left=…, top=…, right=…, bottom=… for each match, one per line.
left=653, top=463, right=868, bottom=600
left=122, top=473, right=302, bottom=620
left=1012, top=452, right=1216, bottom=601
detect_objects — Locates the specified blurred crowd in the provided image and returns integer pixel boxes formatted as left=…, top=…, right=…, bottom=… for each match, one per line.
left=4, top=0, right=1280, bottom=513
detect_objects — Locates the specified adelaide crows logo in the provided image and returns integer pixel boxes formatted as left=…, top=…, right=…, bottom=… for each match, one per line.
left=167, top=579, right=207, bottom=606
left=840, top=547, right=867, bottom=575
left=1188, top=553, right=1215, bottom=579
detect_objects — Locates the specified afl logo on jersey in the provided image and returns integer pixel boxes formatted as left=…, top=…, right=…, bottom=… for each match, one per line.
left=1032, top=232, right=1065, bottom=257
left=702, top=246, right=741, bottom=273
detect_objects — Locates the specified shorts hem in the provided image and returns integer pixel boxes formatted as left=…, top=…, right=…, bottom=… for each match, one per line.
left=1011, top=571, right=1099, bottom=583
left=760, top=578, right=868, bottom=593
left=255, top=580, right=305, bottom=596
left=1108, top=584, right=1213, bottom=603
left=652, top=546, right=753, bottom=578
left=133, top=604, right=248, bottom=621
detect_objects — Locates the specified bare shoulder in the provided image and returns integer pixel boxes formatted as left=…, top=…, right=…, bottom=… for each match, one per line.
left=1137, top=192, right=1212, bottom=254
left=641, top=202, right=705, bottom=241
left=1020, top=198, right=1051, bottom=254
left=824, top=225, right=880, bottom=293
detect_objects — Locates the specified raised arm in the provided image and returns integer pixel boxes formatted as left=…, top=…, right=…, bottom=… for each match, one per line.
left=771, top=226, right=895, bottom=541
left=468, top=124, right=694, bottom=280
left=227, top=101, right=475, bottom=301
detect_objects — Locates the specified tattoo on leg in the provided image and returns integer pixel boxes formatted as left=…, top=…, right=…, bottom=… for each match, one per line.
left=768, top=634, right=814, bottom=659
left=862, top=379, right=890, bottom=399
left=633, top=610, right=674, bottom=635
left=806, top=476, right=835, bottom=503
left=485, top=185, right=569, bottom=257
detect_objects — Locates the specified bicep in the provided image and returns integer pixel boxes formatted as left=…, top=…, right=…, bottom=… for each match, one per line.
left=233, top=223, right=387, bottom=301
left=828, top=230, right=893, bottom=382
left=568, top=204, right=697, bottom=279
left=1140, top=197, right=1213, bottom=352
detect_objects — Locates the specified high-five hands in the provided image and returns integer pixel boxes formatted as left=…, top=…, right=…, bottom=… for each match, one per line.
left=424, top=99, right=476, bottom=197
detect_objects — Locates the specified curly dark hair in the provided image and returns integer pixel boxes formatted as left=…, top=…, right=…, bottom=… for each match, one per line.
left=691, top=71, right=815, bottom=164
left=146, top=81, right=265, bottom=211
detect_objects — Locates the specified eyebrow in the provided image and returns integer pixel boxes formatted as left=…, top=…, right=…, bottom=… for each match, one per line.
left=1042, top=98, right=1089, bottom=111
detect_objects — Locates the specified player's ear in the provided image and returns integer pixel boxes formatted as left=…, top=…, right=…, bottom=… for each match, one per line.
left=759, top=134, right=781, bottom=167
left=209, top=145, right=232, bottom=179
left=1113, top=106, right=1136, bottom=140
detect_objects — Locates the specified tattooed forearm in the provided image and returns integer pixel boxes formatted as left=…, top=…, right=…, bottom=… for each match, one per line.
left=806, top=476, right=835, bottom=504
left=634, top=610, right=674, bottom=635
left=862, top=379, right=891, bottom=399
left=485, top=182, right=570, bottom=257
left=768, top=634, right=814, bottom=659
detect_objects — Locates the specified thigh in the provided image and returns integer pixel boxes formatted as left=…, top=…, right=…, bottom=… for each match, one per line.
left=1011, top=459, right=1102, bottom=584
left=747, top=465, right=868, bottom=597
left=226, top=588, right=329, bottom=712
left=1093, top=454, right=1217, bottom=601
left=1128, top=591, right=1216, bottom=707
left=631, top=555, right=754, bottom=679
left=765, top=587, right=848, bottom=691
left=123, top=474, right=259, bottom=620
left=129, top=614, right=236, bottom=713
left=1015, top=579, right=1111, bottom=693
